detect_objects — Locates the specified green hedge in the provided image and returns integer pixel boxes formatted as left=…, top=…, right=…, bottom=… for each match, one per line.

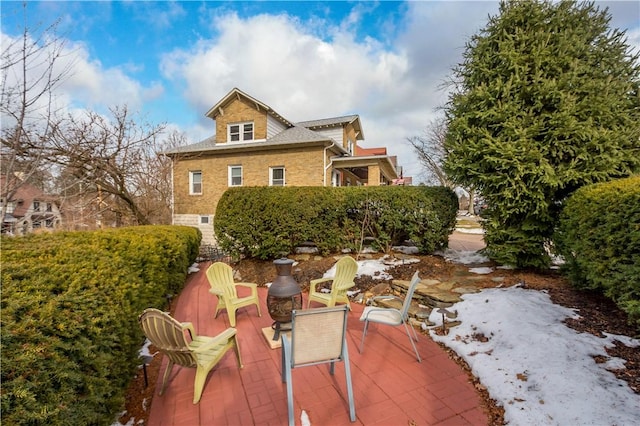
left=0, top=225, right=201, bottom=425
left=214, top=186, right=458, bottom=259
left=554, top=176, right=640, bottom=328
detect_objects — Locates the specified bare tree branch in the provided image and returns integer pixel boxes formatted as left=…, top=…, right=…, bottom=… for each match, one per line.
left=1, top=4, right=75, bottom=221
left=46, top=106, right=167, bottom=226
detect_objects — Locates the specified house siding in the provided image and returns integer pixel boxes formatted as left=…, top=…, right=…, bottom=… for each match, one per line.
left=170, top=88, right=400, bottom=247
left=174, top=145, right=326, bottom=245
left=267, top=115, right=287, bottom=138
left=314, top=128, right=343, bottom=145
left=173, top=145, right=326, bottom=217
left=344, top=124, right=358, bottom=150
left=215, top=97, right=268, bottom=142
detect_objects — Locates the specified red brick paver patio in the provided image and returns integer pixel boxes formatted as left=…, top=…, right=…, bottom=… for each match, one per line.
left=147, top=262, right=488, bottom=426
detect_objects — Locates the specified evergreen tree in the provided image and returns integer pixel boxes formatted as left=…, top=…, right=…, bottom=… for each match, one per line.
left=443, top=0, right=640, bottom=268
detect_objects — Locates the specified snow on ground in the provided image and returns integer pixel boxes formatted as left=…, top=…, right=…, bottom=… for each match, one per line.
left=455, top=227, right=485, bottom=235
left=429, top=287, right=640, bottom=425
left=440, top=248, right=490, bottom=265
left=367, top=251, right=639, bottom=425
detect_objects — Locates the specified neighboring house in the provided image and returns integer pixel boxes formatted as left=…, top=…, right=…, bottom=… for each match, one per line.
left=1, top=176, right=62, bottom=235
left=164, top=88, right=407, bottom=245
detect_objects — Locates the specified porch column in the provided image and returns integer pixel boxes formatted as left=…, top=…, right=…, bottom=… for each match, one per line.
left=367, top=165, right=381, bottom=186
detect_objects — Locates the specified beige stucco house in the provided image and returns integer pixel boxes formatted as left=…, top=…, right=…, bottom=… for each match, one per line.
left=165, top=88, right=405, bottom=245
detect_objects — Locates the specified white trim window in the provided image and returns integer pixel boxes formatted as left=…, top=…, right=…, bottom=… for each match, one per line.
left=200, top=215, right=210, bottom=225
left=332, top=170, right=341, bottom=187
left=228, top=165, right=243, bottom=186
left=228, top=122, right=254, bottom=142
left=270, top=166, right=285, bottom=186
left=189, top=171, right=202, bottom=194
left=347, top=139, right=354, bottom=155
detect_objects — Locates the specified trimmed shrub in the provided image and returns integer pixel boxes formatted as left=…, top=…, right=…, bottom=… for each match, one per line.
left=554, top=176, right=640, bottom=328
left=0, top=225, right=200, bottom=425
left=214, top=186, right=458, bottom=259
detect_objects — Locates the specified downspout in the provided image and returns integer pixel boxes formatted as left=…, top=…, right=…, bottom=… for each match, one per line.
left=323, top=140, right=336, bottom=186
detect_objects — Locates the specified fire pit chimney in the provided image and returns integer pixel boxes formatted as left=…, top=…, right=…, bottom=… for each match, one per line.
left=267, top=258, right=302, bottom=340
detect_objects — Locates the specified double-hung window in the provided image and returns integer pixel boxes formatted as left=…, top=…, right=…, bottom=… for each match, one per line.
left=228, top=122, right=254, bottom=142
left=270, top=167, right=285, bottom=186
left=189, top=171, right=202, bottom=195
left=229, top=165, right=243, bottom=186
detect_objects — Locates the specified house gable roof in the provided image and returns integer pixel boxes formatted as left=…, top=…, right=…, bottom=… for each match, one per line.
left=1, top=176, right=57, bottom=218
left=166, top=89, right=380, bottom=162
left=297, top=115, right=364, bottom=140
left=204, top=87, right=292, bottom=126
left=267, top=125, right=331, bottom=144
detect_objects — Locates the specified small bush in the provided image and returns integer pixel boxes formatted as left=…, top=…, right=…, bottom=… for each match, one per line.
left=554, top=176, right=640, bottom=328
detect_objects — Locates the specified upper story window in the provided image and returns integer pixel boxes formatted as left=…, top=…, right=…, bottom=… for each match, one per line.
left=33, top=201, right=40, bottom=211
left=229, top=165, right=243, bottom=187
left=270, top=167, right=285, bottom=186
left=46, top=203, right=52, bottom=212
left=228, top=122, right=254, bottom=142
left=189, top=171, right=202, bottom=195
left=347, top=139, right=354, bottom=155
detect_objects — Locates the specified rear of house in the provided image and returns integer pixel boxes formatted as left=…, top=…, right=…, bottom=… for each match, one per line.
left=165, top=88, right=405, bottom=245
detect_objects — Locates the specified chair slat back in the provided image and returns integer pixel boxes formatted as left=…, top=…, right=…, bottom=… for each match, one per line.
left=290, top=306, right=348, bottom=366
left=206, top=262, right=238, bottom=299
left=333, top=256, right=358, bottom=291
left=139, top=308, right=196, bottom=368
left=400, top=271, right=421, bottom=319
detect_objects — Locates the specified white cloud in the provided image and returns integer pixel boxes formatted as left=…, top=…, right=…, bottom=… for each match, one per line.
left=157, top=3, right=511, bottom=182
left=1, top=28, right=164, bottom=128
left=8, top=1, right=634, bottom=183
left=161, top=11, right=406, bottom=119
left=59, top=40, right=162, bottom=111
left=160, top=10, right=423, bottom=175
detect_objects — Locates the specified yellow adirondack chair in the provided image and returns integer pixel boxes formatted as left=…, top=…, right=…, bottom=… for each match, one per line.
left=138, top=308, right=242, bottom=404
left=206, top=262, right=261, bottom=326
left=307, top=256, right=358, bottom=308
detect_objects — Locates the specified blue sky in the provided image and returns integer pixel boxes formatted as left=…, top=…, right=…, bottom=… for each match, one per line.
left=2, top=1, right=639, bottom=182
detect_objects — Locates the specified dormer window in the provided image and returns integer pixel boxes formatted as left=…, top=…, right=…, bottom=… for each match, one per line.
left=347, top=139, right=354, bottom=155
left=228, top=122, right=254, bottom=142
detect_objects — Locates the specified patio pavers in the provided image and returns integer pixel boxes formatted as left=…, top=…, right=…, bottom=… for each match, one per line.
left=147, top=263, right=487, bottom=425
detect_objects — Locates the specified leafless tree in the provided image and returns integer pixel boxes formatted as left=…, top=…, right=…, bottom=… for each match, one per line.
left=408, top=116, right=476, bottom=214
left=1, top=5, right=74, bottom=220
left=46, top=106, right=167, bottom=226
left=137, top=129, right=189, bottom=225
left=407, top=116, right=452, bottom=187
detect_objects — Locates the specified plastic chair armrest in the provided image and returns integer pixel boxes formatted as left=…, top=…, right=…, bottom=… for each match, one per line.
left=310, top=277, right=333, bottom=293
left=190, top=328, right=237, bottom=353
left=235, top=282, right=257, bottom=289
